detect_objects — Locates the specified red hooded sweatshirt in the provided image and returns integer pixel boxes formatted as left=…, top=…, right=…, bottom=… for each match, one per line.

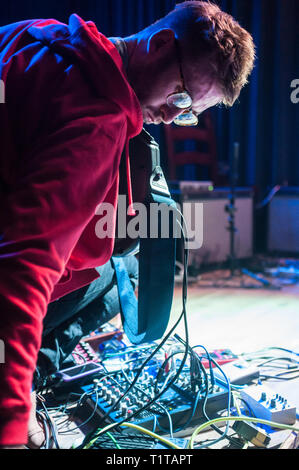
left=0, top=14, right=143, bottom=445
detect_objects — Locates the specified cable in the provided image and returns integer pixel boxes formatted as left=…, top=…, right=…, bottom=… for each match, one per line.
left=84, top=421, right=182, bottom=450
left=259, top=372, right=299, bottom=381
left=154, top=338, right=231, bottom=442
left=103, top=430, right=122, bottom=449
left=78, top=212, right=190, bottom=448
left=71, top=351, right=88, bottom=364
left=156, top=387, right=203, bottom=435
left=55, top=389, right=94, bottom=430
left=177, top=345, right=245, bottom=449
left=241, top=346, right=299, bottom=359
left=255, top=185, right=281, bottom=210
left=80, top=275, right=189, bottom=445
left=155, top=350, right=186, bottom=389
left=151, top=347, right=203, bottom=434
left=62, top=392, right=99, bottom=435
left=152, top=414, right=158, bottom=434
left=188, top=416, right=299, bottom=449
left=38, top=398, right=60, bottom=449
left=255, top=357, right=299, bottom=368
left=155, top=337, right=239, bottom=447
left=232, top=391, right=242, bottom=417
left=191, top=344, right=216, bottom=391
left=156, top=407, right=174, bottom=438
left=215, top=377, right=245, bottom=390
left=191, top=345, right=234, bottom=449
left=34, top=410, right=50, bottom=449
left=231, top=391, right=257, bottom=418
left=103, top=343, right=157, bottom=359
left=120, top=368, right=174, bottom=437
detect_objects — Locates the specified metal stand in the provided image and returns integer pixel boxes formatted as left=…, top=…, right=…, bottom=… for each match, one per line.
left=226, top=141, right=239, bottom=279
left=199, top=142, right=280, bottom=290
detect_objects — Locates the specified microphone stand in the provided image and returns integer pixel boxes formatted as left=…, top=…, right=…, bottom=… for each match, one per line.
left=226, top=142, right=239, bottom=279
left=200, top=142, right=279, bottom=289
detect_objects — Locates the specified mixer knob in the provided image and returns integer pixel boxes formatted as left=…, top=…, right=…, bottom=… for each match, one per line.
left=148, top=376, right=155, bottom=386
left=120, top=403, right=128, bottom=416
left=127, top=409, right=134, bottom=418
left=110, top=394, right=118, bottom=405
left=124, top=396, right=132, bottom=406
left=131, top=396, right=138, bottom=405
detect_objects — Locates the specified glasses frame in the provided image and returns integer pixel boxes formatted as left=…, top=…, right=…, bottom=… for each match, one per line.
left=166, top=39, right=198, bottom=127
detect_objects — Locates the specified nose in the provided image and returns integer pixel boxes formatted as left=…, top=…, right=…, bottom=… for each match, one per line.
left=160, top=104, right=184, bottom=125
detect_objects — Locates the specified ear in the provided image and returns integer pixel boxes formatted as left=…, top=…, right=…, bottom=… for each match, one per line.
left=147, top=28, right=176, bottom=55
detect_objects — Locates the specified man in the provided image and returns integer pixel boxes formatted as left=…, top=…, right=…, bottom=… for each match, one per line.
left=0, top=1, right=255, bottom=448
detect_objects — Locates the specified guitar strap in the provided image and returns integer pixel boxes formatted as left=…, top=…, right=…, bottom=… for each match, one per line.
left=112, top=132, right=178, bottom=344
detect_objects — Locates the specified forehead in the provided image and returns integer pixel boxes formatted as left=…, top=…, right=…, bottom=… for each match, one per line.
left=182, top=54, right=223, bottom=114
left=192, top=81, right=223, bottom=114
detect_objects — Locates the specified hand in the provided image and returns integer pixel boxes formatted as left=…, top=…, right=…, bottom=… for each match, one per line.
left=0, top=445, right=26, bottom=449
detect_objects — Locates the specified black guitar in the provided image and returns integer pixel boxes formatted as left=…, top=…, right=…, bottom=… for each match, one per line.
left=113, top=128, right=171, bottom=257
left=112, top=129, right=178, bottom=344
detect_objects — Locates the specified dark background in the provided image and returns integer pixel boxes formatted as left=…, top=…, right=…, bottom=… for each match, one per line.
left=1, top=0, right=298, bottom=250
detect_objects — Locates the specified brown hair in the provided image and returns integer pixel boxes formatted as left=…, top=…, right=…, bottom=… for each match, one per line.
left=144, top=1, right=256, bottom=106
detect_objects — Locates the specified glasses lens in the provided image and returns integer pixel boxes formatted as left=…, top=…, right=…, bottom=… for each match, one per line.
left=167, top=92, right=192, bottom=109
left=174, top=111, right=198, bottom=127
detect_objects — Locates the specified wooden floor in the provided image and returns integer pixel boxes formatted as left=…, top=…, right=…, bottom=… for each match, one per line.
left=169, top=273, right=299, bottom=355
left=52, top=270, right=299, bottom=449
left=168, top=270, right=299, bottom=419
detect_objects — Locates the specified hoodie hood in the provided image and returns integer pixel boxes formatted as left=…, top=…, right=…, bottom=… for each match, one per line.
left=27, top=14, right=143, bottom=139
left=28, top=14, right=143, bottom=215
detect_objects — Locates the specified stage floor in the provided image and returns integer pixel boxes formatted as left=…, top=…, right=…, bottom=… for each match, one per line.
left=45, top=266, right=299, bottom=450
left=170, top=270, right=299, bottom=354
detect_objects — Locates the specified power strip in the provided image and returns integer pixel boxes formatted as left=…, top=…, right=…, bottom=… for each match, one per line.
left=240, top=384, right=297, bottom=425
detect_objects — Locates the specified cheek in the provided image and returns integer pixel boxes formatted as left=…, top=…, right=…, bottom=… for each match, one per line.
left=139, top=84, right=164, bottom=109
left=136, top=64, right=177, bottom=109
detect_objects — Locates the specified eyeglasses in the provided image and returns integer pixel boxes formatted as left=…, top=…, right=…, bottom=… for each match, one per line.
left=166, top=40, right=198, bottom=127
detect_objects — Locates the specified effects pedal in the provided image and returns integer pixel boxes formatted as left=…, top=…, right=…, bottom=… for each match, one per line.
left=72, top=340, right=99, bottom=365
left=198, top=349, right=239, bottom=368
left=240, top=384, right=297, bottom=425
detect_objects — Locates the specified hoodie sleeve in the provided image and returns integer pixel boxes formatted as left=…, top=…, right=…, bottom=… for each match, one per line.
left=0, top=104, right=127, bottom=446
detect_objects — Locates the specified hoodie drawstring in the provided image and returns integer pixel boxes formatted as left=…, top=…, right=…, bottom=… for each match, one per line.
left=126, top=140, right=136, bottom=217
